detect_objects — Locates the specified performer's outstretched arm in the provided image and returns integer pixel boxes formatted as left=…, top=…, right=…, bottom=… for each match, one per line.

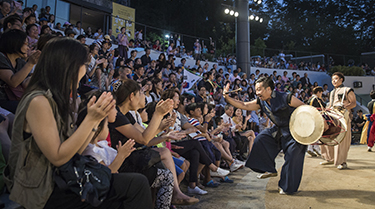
left=289, top=95, right=306, bottom=108
left=223, top=83, right=260, bottom=111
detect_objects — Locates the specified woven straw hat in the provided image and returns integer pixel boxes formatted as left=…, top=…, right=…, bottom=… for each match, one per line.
left=289, top=105, right=324, bottom=145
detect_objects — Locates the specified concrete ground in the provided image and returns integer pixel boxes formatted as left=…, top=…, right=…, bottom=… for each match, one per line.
left=179, top=145, right=374, bottom=209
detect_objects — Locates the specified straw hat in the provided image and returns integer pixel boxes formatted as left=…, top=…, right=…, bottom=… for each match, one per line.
left=289, top=105, right=324, bottom=145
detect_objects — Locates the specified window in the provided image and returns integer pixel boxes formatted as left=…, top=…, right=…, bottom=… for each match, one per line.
left=26, top=0, right=43, bottom=12
left=55, top=0, right=70, bottom=25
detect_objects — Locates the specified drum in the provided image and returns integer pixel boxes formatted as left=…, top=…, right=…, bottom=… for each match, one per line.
left=289, top=105, right=348, bottom=146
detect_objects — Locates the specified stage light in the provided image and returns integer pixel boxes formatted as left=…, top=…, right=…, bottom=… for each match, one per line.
left=225, top=8, right=229, bottom=14
left=230, top=10, right=234, bottom=16
left=234, top=12, right=239, bottom=17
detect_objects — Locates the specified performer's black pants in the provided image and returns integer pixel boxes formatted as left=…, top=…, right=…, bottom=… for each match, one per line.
left=246, top=126, right=307, bottom=193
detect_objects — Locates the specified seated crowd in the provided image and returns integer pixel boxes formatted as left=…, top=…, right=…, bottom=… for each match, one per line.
left=0, top=26, right=331, bottom=209
left=0, top=2, right=336, bottom=208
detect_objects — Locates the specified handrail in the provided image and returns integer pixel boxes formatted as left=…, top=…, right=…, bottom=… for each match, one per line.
left=355, top=93, right=366, bottom=106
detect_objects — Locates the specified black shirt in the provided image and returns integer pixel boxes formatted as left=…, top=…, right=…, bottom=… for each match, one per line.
left=141, top=54, right=151, bottom=66
left=109, top=107, right=143, bottom=149
left=367, top=100, right=375, bottom=115
left=306, top=95, right=326, bottom=109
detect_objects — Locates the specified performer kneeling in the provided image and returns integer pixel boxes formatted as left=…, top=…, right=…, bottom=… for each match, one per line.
left=224, top=77, right=306, bottom=195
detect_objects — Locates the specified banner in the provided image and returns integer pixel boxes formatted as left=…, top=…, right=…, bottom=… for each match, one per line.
left=112, top=3, right=135, bottom=40
left=182, top=69, right=202, bottom=94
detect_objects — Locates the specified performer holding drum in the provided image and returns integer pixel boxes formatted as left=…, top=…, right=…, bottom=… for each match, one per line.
left=319, top=72, right=356, bottom=169
left=224, top=77, right=307, bottom=195
left=305, top=86, right=326, bottom=157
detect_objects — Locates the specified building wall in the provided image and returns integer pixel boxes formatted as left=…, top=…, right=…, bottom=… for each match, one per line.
left=80, top=0, right=112, bottom=10
left=343, top=76, right=375, bottom=95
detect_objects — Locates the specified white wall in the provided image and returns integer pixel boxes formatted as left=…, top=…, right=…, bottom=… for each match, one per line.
left=343, top=76, right=375, bottom=95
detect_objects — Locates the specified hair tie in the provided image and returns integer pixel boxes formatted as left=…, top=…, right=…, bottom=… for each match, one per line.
left=112, top=80, right=123, bottom=92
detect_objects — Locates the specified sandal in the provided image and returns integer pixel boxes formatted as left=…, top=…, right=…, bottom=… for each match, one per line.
left=203, top=180, right=220, bottom=188
left=220, top=176, right=234, bottom=183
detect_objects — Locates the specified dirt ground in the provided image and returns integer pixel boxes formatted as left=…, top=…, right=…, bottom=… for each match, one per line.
left=265, top=145, right=375, bottom=209
left=178, top=145, right=374, bottom=209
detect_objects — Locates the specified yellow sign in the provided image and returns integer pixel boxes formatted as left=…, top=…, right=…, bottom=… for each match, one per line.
left=112, top=3, right=135, bottom=40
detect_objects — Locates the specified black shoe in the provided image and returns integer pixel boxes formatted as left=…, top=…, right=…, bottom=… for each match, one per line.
left=237, top=155, right=245, bottom=161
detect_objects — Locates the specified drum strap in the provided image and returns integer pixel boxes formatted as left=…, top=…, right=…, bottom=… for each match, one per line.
left=329, top=89, right=336, bottom=106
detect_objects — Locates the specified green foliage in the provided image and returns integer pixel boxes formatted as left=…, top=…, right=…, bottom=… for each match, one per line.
left=328, top=65, right=365, bottom=76
left=147, top=32, right=168, bottom=47
left=131, top=0, right=374, bottom=64
left=216, top=36, right=235, bottom=56
left=284, top=41, right=296, bottom=51
left=250, top=38, right=267, bottom=56
left=214, top=23, right=235, bottom=56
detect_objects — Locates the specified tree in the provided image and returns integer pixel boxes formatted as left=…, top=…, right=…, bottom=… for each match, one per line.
left=251, top=38, right=267, bottom=56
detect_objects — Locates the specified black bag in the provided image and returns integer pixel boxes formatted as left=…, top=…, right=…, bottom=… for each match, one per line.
left=54, top=154, right=112, bottom=207
left=120, top=147, right=163, bottom=173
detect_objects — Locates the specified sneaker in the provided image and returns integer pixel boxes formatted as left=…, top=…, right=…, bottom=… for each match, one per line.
left=187, top=186, right=208, bottom=195
left=278, top=187, right=286, bottom=195
left=307, top=150, right=317, bottom=157
left=368, top=147, right=372, bottom=152
left=234, top=159, right=246, bottom=166
left=320, top=160, right=334, bottom=165
left=337, top=163, right=347, bottom=170
left=313, top=148, right=321, bottom=156
left=210, top=167, right=230, bottom=177
left=257, top=172, right=277, bottom=179
left=230, top=162, right=243, bottom=172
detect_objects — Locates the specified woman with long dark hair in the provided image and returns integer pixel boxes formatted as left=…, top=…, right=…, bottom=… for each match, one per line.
left=157, top=53, right=166, bottom=70
left=110, top=79, right=194, bottom=208
left=5, top=38, right=152, bottom=209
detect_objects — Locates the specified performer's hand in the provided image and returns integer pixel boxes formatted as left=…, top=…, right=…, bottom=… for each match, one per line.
left=223, top=83, right=230, bottom=96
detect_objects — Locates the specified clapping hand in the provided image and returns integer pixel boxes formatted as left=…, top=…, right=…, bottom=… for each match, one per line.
left=116, top=139, right=136, bottom=159
left=155, top=99, right=174, bottom=116
left=166, top=130, right=186, bottom=141
left=86, top=92, right=116, bottom=122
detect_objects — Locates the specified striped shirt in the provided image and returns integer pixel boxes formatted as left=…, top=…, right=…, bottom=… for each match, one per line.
left=188, top=118, right=206, bottom=141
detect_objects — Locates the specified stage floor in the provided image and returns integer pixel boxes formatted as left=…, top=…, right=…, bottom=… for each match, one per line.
left=179, top=145, right=373, bottom=209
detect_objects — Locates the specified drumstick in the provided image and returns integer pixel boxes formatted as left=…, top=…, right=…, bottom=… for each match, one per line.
left=224, top=88, right=242, bottom=94
left=317, top=99, right=338, bottom=127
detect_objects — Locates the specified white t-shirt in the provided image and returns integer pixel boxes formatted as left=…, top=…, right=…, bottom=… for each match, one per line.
left=145, top=94, right=153, bottom=104
left=82, top=141, right=117, bottom=166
